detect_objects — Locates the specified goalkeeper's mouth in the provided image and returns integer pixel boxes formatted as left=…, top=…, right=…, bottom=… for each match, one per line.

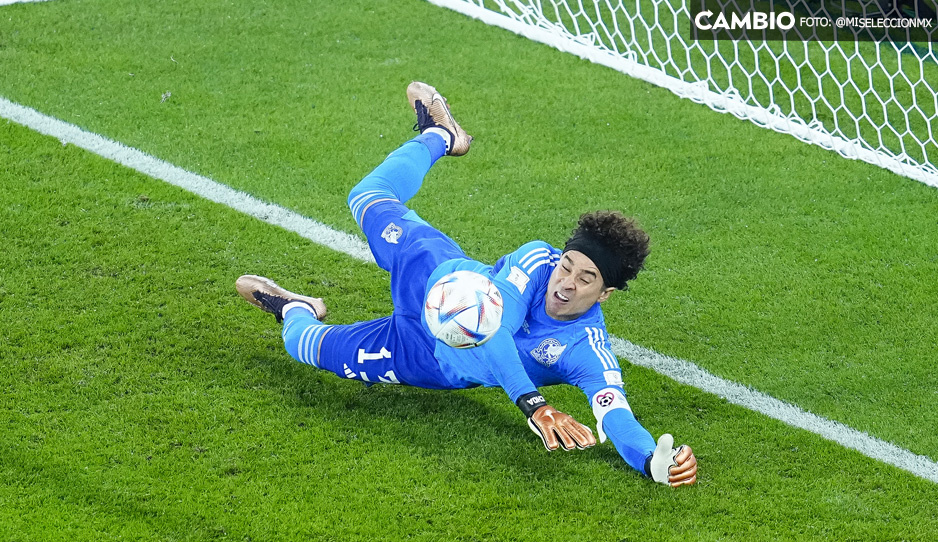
left=546, top=289, right=572, bottom=315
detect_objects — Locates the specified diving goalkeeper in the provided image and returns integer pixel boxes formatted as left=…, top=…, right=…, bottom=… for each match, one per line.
left=236, top=82, right=697, bottom=487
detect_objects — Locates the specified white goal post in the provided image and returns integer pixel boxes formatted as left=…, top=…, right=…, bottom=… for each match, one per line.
left=426, top=0, right=938, bottom=189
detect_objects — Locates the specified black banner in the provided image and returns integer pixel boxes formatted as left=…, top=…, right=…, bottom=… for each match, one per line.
left=689, top=0, right=938, bottom=41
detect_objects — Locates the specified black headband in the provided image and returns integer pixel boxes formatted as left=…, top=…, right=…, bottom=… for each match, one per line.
left=563, top=231, right=626, bottom=290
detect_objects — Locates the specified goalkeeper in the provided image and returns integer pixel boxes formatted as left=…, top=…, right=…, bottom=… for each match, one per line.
left=236, top=82, right=697, bottom=487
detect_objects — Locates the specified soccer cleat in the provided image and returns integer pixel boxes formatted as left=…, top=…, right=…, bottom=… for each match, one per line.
left=406, top=81, right=472, bottom=156
left=235, top=275, right=327, bottom=323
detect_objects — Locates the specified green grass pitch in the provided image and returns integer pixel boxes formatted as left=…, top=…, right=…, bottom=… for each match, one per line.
left=1, top=0, right=938, bottom=540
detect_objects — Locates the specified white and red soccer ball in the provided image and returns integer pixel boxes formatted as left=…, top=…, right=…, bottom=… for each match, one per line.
left=424, top=270, right=504, bottom=348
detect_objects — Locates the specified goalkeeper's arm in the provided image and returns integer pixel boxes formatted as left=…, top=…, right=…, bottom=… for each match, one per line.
left=591, top=387, right=697, bottom=486
left=475, top=329, right=595, bottom=451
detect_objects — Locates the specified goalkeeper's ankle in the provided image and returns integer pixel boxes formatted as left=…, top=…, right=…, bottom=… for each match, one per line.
left=422, top=127, right=454, bottom=154
left=282, top=300, right=321, bottom=321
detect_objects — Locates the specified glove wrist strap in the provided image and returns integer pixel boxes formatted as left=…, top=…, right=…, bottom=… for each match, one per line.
left=516, top=391, right=547, bottom=418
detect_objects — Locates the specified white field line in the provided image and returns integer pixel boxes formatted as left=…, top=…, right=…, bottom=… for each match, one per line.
left=2, top=95, right=937, bottom=484
left=0, top=0, right=53, bottom=5
left=0, top=99, right=374, bottom=263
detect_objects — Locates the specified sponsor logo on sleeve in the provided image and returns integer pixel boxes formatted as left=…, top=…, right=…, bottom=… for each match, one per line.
left=507, top=266, right=530, bottom=294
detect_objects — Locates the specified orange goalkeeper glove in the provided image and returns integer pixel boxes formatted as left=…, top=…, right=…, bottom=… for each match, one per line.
left=516, top=392, right=596, bottom=451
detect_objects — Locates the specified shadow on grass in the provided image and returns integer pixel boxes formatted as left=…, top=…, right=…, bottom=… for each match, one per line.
left=246, top=342, right=640, bottom=483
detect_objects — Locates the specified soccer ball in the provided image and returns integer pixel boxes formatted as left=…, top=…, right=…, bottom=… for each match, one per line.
left=424, top=270, right=504, bottom=349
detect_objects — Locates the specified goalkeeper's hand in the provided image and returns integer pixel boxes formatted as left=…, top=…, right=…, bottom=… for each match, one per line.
left=648, top=433, right=698, bottom=487
left=527, top=405, right=597, bottom=451
left=515, top=391, right=595, bottom=451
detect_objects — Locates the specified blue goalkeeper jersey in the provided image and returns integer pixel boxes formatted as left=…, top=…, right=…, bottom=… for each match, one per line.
left=296, top=136, right=657, bottom=474
left=425, top=241, right=623, bottom=403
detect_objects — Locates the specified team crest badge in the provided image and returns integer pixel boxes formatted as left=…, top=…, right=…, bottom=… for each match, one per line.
left=381, top=222, right=403, bottom=244
left=531, top=338, right=566, bottom=367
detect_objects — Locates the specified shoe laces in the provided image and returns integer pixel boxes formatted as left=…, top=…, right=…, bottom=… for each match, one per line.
left=412, top=99, right=436, bottom=133
left=252, top=291, right=291, bottom=323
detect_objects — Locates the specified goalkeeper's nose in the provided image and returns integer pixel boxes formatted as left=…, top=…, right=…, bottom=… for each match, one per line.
left=558, top=275, right=577, bottom=292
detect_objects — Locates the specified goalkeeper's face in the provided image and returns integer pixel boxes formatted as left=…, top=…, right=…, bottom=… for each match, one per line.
left=544, top=251, right=614, bottom=321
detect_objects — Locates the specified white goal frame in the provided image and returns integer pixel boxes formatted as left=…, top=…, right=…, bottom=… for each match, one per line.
left=426, top=0, right=938, bottom=189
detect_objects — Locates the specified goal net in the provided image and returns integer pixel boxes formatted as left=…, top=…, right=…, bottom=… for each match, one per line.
left=426, top=0, right=938, bottom=189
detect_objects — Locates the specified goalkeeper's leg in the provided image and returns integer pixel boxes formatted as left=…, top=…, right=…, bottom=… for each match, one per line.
left=235, top=275, right=455, bottom=389
left=348, top=79, right=471, bottom=230
left=281, top=306, right=456, bottom=390
left=347, top=132, right=446, bottom=230
left=347, top=134, right=467, bottom=319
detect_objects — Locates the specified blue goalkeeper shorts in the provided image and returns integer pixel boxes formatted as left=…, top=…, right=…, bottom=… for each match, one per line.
left=283, top=137, right=473, bottom=389
left=361, top=199, right=467, bottom=317
left=311, top=199, right=469, bottom=389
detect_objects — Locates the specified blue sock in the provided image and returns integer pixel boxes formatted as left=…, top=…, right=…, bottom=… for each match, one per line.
left=282, top=307, right=331, bottom=368
left=347, top=133, right=446, bottom=226
left=413, top=132, right=447, bottom=163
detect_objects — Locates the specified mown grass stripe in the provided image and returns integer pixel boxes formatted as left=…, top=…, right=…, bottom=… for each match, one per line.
left=2, top=94, right=935, bottom=484
left=0, top=97, right=374, bottom=264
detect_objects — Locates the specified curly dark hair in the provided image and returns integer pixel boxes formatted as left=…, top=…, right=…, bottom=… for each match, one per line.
left=565, top=211, right=650, bottom=289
